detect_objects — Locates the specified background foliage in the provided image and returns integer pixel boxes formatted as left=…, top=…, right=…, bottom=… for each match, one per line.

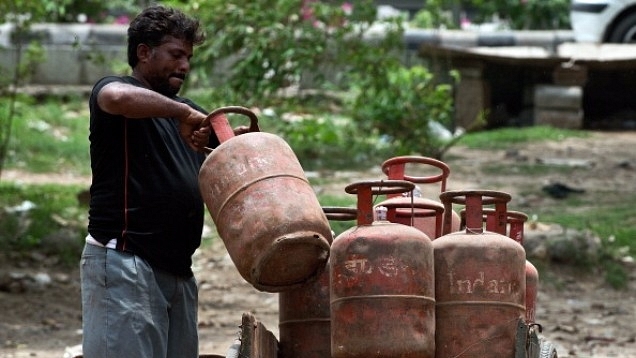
left=0, top=0, right=576, bottom=180
left=468, top=0, right=570, bottom=30
left=0, top=0, right=145, bottom=23
left=413, top=0, right=570, bottom=30
left=3, top=1, right=611, bottom=274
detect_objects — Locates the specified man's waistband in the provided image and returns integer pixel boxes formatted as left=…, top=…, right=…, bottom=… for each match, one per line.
left=85, top=234, right=117, bottom=249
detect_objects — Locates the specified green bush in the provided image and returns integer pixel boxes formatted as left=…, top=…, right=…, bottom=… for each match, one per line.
left=166, top=0, right=395, bottom=104
left=0, top=182, right=87, bottom=265
left=2, top=95, right=90, bottom=174
left=470, top=0, right=570, bottom=30
left=1, top=0, right=139, bottom=24
left=411, top=0, right=458, bottom=29
left=411, top=0, right=571, bottom=30
left=348, top=65, right=457, bottom=158
left=270, top=111, right=394, bottom=170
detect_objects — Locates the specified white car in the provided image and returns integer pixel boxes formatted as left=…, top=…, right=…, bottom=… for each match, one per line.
left=570, top=0, right=636, bottom=43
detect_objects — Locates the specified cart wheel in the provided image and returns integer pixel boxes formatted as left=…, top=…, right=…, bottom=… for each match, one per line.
left=539, top=340, right=558, bottom=358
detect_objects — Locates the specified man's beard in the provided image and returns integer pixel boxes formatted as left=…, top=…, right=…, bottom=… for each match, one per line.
left=150, top=73, right=185, bottom=97
left=156, top=81, right=180, bottom=97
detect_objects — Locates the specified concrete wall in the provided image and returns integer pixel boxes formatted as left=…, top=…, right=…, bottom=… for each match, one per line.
left=8, top=23, right=611, bottom=128
left=0, top=23, right=572, bottom=87
left=0, top=23, right=127, bottom=85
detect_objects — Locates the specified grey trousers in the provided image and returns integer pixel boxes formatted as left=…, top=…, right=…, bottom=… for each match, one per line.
left=80, top=243, right=198, bottom=358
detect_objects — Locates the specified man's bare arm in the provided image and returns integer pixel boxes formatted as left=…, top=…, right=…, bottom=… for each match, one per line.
left=97, top=82, right=208, bottom=151
left=97, top=82, right=202, bottom=123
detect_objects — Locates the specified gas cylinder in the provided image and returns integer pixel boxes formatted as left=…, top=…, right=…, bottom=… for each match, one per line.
left=433, top=190, right=526, bottom=358
left=502, top=210, right=539, bottom=324
left=464, top=208, right=539, bottom=324
left=278, top=207, right=357, bottom=358
left=198, top=106, right=332, bottom=292
left=330, top=180, right=435, bottom=358
left=378, top=156, right=461, bottom=239
left=375, top=196, right=445, bottom=239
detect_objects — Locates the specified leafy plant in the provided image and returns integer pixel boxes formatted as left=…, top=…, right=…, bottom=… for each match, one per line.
left=411, top=0, right=458, bottom=29
left=269, top=111, right=393, bottom=170
left=410, top=0, right=570, bottom=30
left=1, top=0, right=141, bottom=24
left=468, top=0, right=570, bottom=30
left=2, top=95, right=91, bottom=174
left=159, top=1, right=459, bottom=161
left=0, top=1, right=49, bottom=180
left=0, top=182, right=87, bottom=265
left=162, top=1, right=403, bottom=103
left=348, top=65, right=457, bottom=159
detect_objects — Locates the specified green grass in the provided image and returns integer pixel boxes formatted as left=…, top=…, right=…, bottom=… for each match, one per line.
left=457, top=125, right=589, bottom=150
left=540, top=196, right=636, bottom=288
left=540, top=193, right=636, bottom=248
left=3, top=95, right=91, bottom=174
left=479, top=162, right=577, bottom=176
left=0, top=182, right=87, bottom=265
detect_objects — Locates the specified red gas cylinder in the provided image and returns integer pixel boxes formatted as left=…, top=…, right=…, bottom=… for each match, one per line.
left=500, top=210, right=539, bottom=324
left=198, top=106, right=332, bottom=292
left=376, top=196, right=445, bottom=239
left=434, top=190, right=526, bottom=358
left=378, top=156, right=461, bottom=239
left=279, top=207, right=357, bottom=358
left=330, top=180, right=435, bottom=358
left=462, top=208, right=540, bottom=324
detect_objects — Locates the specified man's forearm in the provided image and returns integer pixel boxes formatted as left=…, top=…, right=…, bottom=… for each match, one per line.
left=97, top=82, right=193, bottom=120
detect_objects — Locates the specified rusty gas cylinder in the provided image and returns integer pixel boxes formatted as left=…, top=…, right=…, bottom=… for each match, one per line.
left=375, top=196, right=445, bottom=239
left=434, top=190, right=526, bottom=358
left=525, top=262, right=539, bottom=324
left=505, top=210, right=539, bottom=324
left=470, top=208, right=540, bottom=324
left=378, top=156, right=461, bottom=239
left=330, top=180, right=435, bottom=358
left=279, top=207, right=357, bottom=358
left=198, top=106, right=332, bottom=292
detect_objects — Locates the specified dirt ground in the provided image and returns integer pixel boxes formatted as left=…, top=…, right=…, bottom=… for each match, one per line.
left=1, top=130, right=635, bottom=358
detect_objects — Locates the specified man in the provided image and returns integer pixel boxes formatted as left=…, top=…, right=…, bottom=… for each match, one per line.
left=81, top=5, right=218, bottom=358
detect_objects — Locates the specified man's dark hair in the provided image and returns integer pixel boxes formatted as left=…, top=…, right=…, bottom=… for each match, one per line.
left=127, top=5, right=205, bottom=68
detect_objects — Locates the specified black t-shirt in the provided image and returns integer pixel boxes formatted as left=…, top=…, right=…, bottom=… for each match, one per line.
left=87, top=75, right=219, bottom=277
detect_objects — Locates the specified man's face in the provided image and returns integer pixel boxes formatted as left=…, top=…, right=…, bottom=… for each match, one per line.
left=143, top=36, right=194, bottom=97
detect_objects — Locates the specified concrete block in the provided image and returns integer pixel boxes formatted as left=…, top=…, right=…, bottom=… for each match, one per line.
left=534, top=85, right=582, bottom=110
left=457, top=63, right=485, bottom=79
left=534, top=108, right=583, bottom=129
left=33, top=47, right=82, bottom=84
left=455, top=76, right=490, bottom=129
left=81, top=46, right=126, bottom=84
left=87, top=25, right=127, bottom=46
